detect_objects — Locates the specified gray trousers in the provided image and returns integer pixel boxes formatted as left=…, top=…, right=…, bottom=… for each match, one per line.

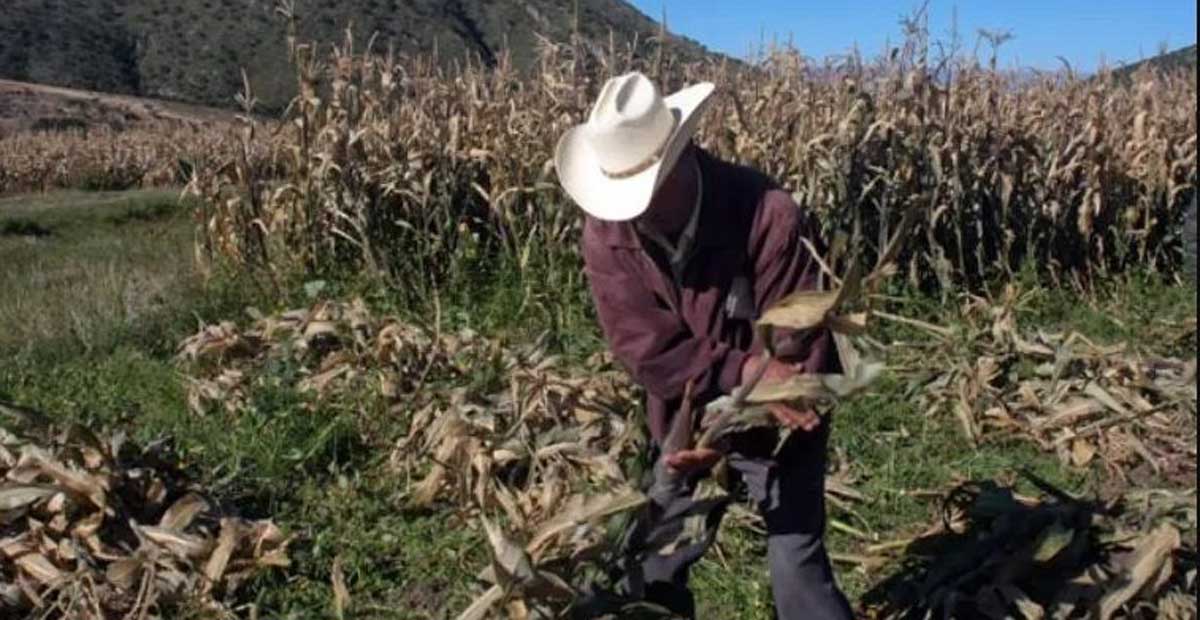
left=634, top=424, right=854, bottom=620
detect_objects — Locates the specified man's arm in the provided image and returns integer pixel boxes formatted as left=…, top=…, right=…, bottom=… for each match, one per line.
left=582, top=239, right=750, bottom=409
left=723, top=189, right=835, bottom=438
left=747, top=189, right=835, bottom=374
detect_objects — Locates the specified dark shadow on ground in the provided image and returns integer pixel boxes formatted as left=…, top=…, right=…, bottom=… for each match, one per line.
left=0, top=218, right=53, bottom=237
left=858, top=472, right=1197, bottom=619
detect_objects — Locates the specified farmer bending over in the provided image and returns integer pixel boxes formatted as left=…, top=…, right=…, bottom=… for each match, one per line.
left=555, top=72, right=854, bottom=619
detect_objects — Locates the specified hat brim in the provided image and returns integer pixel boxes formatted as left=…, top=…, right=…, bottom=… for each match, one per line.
left=555, top=82, right=716, bottom=222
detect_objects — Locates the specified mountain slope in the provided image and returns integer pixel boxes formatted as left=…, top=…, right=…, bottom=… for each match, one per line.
left=0, top=0, right=711, bottom=112
left=1113, top=44, right=1197, bottom=78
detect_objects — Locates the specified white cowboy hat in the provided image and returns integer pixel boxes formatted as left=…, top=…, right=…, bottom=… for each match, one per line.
left=554, top=72, right=715, bottom=222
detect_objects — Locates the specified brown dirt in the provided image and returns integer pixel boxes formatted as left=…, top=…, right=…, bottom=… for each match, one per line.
left=0, top=78, right=236, bottom=136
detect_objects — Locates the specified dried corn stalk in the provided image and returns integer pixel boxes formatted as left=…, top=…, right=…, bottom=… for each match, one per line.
left=174, top=22, right=1196, bottom=296
left=917, top=284, right=1197, bottom=481
left=0, top=406, right=290, bottom=618
left=177, top=300, right=650, bottom=619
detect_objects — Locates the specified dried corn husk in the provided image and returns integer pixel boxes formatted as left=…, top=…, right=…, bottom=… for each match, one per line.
left=0, top=409, right=290, bottom=617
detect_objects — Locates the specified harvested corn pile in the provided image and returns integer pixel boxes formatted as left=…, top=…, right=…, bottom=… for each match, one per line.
left=0, top=403, right=290, bottom=619
left=175, top=296, right=885, bottom=618
left=914, top=285, right=1197, bottom=482
left=177, top=299, right=657, bottom=617
left=387, top=328, right=660, bottom=618
left=175, top=286, right=1195, bottom=617
left=177, top=298, right=451, bottom=414
left=861, top=472, right=1197, bottom=620
left=391, top=345, right=642, bottom=510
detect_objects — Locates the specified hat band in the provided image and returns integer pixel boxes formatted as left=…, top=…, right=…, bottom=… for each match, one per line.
left=599, top=114, right=680, bottom=180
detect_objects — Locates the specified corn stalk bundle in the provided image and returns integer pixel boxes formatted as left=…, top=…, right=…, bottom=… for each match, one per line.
left=177, top=298, right=458, bottom=415
left=861, top=473, right=1197, bottom=620
left=401, top=353, right=658, bottom=619
left=913, top=285, right=1197, bottom=483
left=696, top=239, right=901, bottom=453
left=0, top=403, right=290, bottom=619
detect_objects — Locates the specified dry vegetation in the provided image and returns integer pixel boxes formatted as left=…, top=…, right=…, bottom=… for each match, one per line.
left=4, top=23, right=1193, bottom=289
left=165, top=281, right=1196, bottom=618
left=862, top=473, right=1196, bottom=620
left=185, top=22, right=1196, bottom=299
left=0, top=77, right=248, bottom=195
left=0, top=123, right=250, bottom=195
left=175, top=299, right=649, bottom=618
left=162, top=204, right=1200, bottom=618
left=0, top=10, right=1196, bottom=620
left=918, top=285, right=1196, bottom=483
left=0, top=403, right=290, bottom=617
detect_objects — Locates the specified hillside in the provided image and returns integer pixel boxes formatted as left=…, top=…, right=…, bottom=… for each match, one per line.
left=0, top=78, right=236, bottom=135
left=0, top=0, right=711, bottom=112
left=1113, top=44, right=1197, bottom=78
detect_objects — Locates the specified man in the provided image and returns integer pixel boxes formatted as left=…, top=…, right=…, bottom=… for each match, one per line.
left=555, top=72, right=853, bottom=619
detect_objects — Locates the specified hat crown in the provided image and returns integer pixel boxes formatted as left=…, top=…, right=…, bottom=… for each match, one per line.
left=584, top=72, right=676, bottom=177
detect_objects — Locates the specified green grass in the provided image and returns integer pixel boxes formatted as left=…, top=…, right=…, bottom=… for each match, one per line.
left=1021, top=272, right=1198, bottom=356
left=0, top=340, right=482, bottom=619
left=0, top=189, right=485, bottom=618
left=0, top=189, right=1194, bottom=619
left=0, top=189, right=202, bottom=356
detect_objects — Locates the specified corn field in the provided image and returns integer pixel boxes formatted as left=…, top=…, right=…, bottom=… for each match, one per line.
left=183, top=23, right=1197, bottom=298
left=0, top=122, right=256, bottom=196
left=1, top=13, right=1196, bottom=619
left=2, top=30, right=1193, bottom=295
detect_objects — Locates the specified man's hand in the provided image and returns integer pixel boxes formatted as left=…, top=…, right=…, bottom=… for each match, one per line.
left=741, top=356, right=822, bottom=433
left=740, top=355, right=799, bottom=386
left=766, top=402, right=821, bottom=432
left=665, top=447, right=723, bottom=475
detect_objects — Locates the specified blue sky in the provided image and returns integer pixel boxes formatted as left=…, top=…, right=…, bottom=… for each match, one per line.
left=626, top=1, right=1198, bottom=72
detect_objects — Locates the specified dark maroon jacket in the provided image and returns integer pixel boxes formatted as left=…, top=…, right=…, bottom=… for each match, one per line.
left=581, top=147, right=836, bottom=443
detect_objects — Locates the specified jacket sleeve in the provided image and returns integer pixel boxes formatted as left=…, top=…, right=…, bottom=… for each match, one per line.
left=748, top=190, right=837, bottom=374
left=582, top=239, right=751, bottom=405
